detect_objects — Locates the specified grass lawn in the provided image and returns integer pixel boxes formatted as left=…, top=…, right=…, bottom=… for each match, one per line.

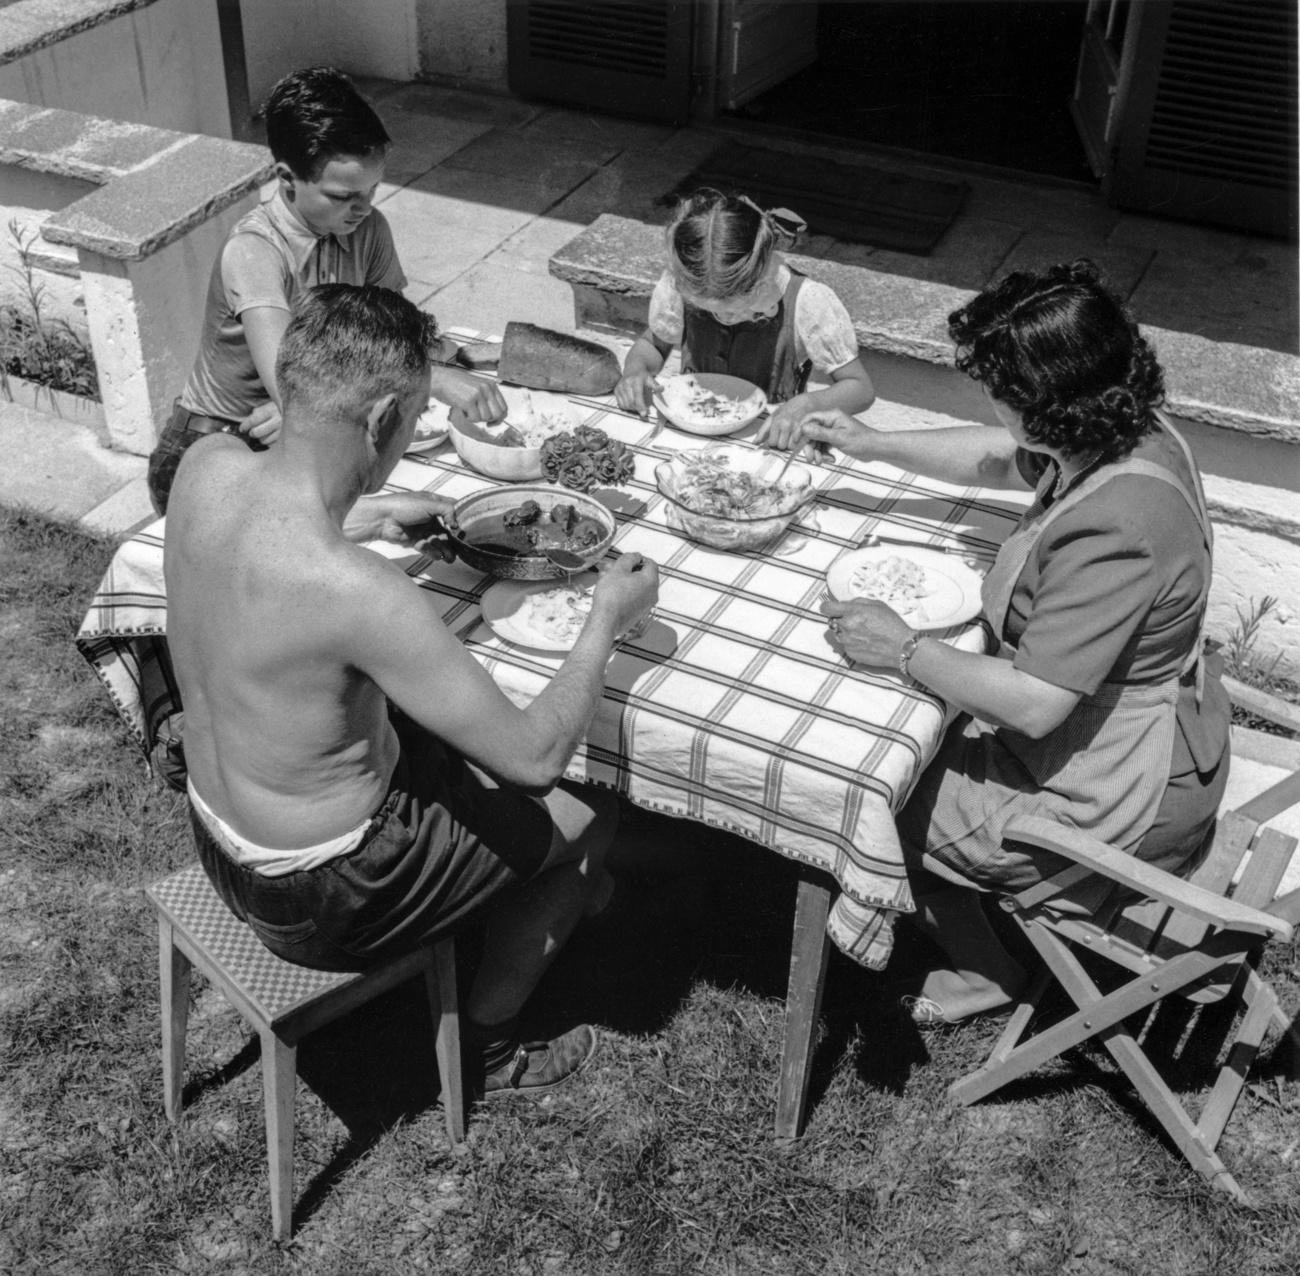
left=2, top=505, right=1299, bottom=1275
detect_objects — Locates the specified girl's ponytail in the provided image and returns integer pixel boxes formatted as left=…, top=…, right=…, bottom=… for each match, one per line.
left=666, top=189, right=805, bottom=300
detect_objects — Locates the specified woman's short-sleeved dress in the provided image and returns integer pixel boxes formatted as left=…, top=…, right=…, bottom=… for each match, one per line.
left=897, top=424, right=1231, bottom=891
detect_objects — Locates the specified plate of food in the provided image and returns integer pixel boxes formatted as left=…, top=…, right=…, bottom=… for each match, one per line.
left=481, top=574, right=600, bottom=652
left=825, top=546, right=984, bottom=630
left=653, top=372, right=767, bottom=436
left=407, top=400, right=452, bottom=454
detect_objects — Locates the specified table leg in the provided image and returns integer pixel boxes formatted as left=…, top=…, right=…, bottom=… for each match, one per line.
left=776, top=869, right=833, bottom=1141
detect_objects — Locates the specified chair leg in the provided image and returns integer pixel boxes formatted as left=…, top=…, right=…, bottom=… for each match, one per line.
left=1199, top=970, right=1278, bottom=1149
left=158, top=918, right=191, bottom=1123
left=776, top=871, right=832, bottom=1142
left=260, top=1030, right=297, bottom=1242
left=431, top=939, right=466, bottom=1143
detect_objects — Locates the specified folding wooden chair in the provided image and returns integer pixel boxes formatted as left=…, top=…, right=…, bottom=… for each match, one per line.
left=948, top=683, right=1300, bottom=1203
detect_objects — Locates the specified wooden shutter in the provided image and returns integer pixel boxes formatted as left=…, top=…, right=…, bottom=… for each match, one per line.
left=506, top=0, right=697, bottom=124
left=1110, top=0, right=1297, bottom=237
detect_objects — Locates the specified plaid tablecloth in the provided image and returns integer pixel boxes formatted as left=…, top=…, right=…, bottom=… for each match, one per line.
left=77, top=333, right=1026, bottom=968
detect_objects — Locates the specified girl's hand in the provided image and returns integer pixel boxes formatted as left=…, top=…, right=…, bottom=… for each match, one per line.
left=615, top=372, right=656, bottom=418
left=820, top=597, right=913, bottom=667
left=762, top=394, right=813, bottom=447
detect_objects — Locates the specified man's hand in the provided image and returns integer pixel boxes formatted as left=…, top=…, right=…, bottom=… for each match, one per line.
left=591, top=553, right=659, bottom=638
left=238, top=401, right=282, bottom=444
left=430, top=366, right=508, bottom=423
left=615, top=372, right=656, bottom=418
left=344, top=491, right=457, bottom=557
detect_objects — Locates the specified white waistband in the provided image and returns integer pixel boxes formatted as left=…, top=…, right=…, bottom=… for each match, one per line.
left=187, top=779, right=372, bottom=878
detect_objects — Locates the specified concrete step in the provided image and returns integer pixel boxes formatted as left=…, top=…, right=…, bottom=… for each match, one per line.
left=550, top=213, right=1300, bottom=445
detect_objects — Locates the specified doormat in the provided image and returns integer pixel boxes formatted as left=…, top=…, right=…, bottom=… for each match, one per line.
left=659, top=144, right=969, bottom=256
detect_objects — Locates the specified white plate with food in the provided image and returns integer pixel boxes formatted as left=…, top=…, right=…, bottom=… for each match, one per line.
left=481, top=574, right=600, bottom=652
left=407, top=400, right=452, bottom=454
left=653, top=372, right=767, bottom=436
left=825, top=546, right=984, bottom=630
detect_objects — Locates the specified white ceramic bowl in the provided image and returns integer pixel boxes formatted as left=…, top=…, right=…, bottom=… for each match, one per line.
left=447, top=385, right=581, bottom=481
left=655, top=442, right=815, bottom=552
left=653, top=372, right=768, bottom=436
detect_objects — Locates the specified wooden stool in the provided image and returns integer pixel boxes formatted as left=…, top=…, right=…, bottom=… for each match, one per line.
left=147, top=864, right=466, bottom=1240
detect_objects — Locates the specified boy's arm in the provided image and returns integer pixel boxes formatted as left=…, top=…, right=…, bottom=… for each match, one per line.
left=243, top=307, right=292, bottom=407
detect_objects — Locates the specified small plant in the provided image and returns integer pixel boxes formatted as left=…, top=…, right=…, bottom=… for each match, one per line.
left=1223, top=594, right=1283, bottom=686
left=1, top=217, right=100, bottom=400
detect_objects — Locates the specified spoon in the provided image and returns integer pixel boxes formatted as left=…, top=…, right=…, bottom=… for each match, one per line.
left=543, top=546, right=591, bottom=572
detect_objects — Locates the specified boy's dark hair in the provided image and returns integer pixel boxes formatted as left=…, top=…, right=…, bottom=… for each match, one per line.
left=263, top=66, right=390, bottom=181
left=947, top=259, right=1165, bottom=462
left=277, top=284, right=437, bottom=428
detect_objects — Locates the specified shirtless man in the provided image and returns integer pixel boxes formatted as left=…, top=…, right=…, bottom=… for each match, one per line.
left=164, top=283, right=658, bottom=1095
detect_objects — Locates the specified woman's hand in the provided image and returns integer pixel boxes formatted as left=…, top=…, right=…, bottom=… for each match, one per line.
left=430, top=367, right=508, bottom=423
left=758, top=408, right=877, bottom=461
left=344, top=491, right=458, bottom=557
left=820, top=596, right=913, bottom=667
left=615, top=372, right=657, bottom=418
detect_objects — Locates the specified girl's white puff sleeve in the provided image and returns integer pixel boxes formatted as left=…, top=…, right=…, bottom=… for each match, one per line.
left=647, top=271, right=685, bottom=346
left=793, top=280, right=860, bottom=374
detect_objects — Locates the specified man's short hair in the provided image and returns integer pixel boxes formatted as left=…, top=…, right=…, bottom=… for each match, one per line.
left=263, top=66, right=390, bottom=182
left=277, top=285, right=437, bottom=428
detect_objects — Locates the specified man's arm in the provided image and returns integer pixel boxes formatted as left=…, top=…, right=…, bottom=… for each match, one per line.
left=341, top=551, right=657, bottom=791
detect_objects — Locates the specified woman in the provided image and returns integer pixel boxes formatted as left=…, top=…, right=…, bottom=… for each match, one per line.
left=760, top=260, right=1230, bottom=1025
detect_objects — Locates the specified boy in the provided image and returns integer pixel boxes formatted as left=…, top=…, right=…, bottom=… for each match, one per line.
left=147, top=65, right=503, bottom=513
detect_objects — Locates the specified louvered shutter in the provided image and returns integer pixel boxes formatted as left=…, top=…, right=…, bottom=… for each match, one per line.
left=1111, top=0, right=1297, bottom=237
left=506, top=0, right=697, bottom=124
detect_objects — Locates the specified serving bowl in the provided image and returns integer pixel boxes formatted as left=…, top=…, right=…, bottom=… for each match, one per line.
left=654, top=442, right=815, bottom=552
left=445, top=484, right=617, bottom=580
left=653, top=372, right=767, bottom=436
left=447, top=385, right=580, bottom=481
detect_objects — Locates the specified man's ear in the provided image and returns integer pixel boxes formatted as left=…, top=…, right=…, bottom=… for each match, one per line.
left=364, top=393, right=400, bottom=447
left=274, top=161, right=297, bottom=197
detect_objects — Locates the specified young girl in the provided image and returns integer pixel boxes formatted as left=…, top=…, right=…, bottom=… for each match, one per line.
left=615, top=189, right=875, bottom=433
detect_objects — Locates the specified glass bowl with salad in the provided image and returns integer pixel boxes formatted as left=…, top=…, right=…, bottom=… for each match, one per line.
left=654, top=443, right=817, bottom=552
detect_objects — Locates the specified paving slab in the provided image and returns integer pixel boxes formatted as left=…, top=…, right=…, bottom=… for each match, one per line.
left=490, top=215, right=596, bottom=278
left=423, top=261, right=579, bottom=338
left=0, top=401, right=144, bottom=525
left=962, top=174, right=1122, bottom=241
left=394, top=223, right=506, bottom=293
left=378, top=168, right=571, bottom=241
left=993, top=230, right=1155, bottom=300
left=848, top=216, right=1026, bottom=289
left=1132, top=253, right=1299, bottom=355
left=80, top=473, right=155, bottom=538
left=379, top=109, right=494, bottom=186
left=382, top=82, right=543, bottom=129
left=440, top=128, right=621, bottom=185
left=517, top=106, right=676, bottom=151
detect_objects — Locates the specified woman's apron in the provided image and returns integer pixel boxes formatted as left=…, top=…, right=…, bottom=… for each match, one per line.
left=938, top=417, right=1216, bottom=859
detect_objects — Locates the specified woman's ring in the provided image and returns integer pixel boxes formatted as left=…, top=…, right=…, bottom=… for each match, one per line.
left=829, top=619, right=841, bottom=634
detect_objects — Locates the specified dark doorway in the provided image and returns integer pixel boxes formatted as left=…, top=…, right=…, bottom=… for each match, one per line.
left=724, top=0, right=1097, bottom=184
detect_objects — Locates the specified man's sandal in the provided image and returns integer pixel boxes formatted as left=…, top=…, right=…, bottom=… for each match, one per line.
left=481, top=1024, right=597, bottom=1099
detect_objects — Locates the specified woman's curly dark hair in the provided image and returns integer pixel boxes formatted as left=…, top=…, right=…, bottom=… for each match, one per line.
left=947, top=260, right=1164, bottom=461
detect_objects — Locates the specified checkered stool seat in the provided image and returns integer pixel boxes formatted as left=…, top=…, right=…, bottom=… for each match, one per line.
left=147, top=863, right=465, bottom=1241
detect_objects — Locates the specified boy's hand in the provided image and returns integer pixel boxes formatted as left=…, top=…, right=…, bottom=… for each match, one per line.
left=344, top=491, right=457, bottom=557
left=615, top=373, right=656, bottom=418
left=430, top=367, right=508, bottom=423
left=238, top=401, right=282, bottom=444
left=591, top=553, right=658, bottom=638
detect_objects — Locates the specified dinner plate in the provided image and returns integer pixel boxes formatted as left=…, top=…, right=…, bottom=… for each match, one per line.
left=653, top=372, right=767, bottom=437
left=825, top=546, right=984, bottom=630
left=481, top=574, right=599, bottom=652
left=407, top=400, right=452, bottom=454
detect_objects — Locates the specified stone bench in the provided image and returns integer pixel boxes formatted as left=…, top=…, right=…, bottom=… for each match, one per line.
left=0, top=98, right=271, bottom=454
left=549, top=213, right=1300, bottom=445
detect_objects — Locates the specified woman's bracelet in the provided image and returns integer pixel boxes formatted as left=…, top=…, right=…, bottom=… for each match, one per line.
left=898, top=632, right=926, bottom=684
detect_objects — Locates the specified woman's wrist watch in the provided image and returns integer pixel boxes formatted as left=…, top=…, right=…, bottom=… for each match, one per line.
left=898, top=632, right=925, bottom=684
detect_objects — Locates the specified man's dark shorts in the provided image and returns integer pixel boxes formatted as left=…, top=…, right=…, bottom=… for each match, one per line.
left=191, top=714, right=555, bottom=972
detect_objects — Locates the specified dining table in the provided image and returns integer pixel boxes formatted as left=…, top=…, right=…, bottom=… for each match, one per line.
left=77, top=328, right=1027, bottom=1138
